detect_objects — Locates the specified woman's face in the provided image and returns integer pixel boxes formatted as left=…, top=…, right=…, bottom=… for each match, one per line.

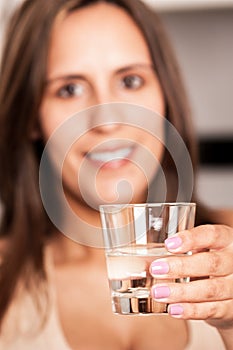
left=39, top=2, right=165, bottom=209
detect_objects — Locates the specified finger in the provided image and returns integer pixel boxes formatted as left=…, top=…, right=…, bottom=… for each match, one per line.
left=151, top=278, right=233, bottom=303
left=167, top=300, right=233, bottom=322
left=165, top=224, right=233, bottom=253
left=150, top=250, right=233, bottom=278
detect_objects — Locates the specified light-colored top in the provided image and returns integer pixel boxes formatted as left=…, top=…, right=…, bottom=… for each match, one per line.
left=0, top=289, right=226, bottom=349
left=0, top=299, right=226, bottom=350
left=0, top=248, right=226, bottom=350
left=186, top=321, right=225, bottom=350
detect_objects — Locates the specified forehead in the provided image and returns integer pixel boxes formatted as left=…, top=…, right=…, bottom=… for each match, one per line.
left=47, top=2, right=152, bottom=73
left=53, top=1, right=144, bottom=38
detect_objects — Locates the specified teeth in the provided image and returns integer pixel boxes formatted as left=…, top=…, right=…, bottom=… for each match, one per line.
left=88, top=147, right=132, bottom=162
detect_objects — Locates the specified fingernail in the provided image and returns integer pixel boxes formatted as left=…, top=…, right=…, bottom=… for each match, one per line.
left=168, top=304, right=184, bottom=317
left=152, top=285, right=170, bottom=299
left=165, top=236, right=182, bottom=250
left=150, top=260, right=169, bottom=275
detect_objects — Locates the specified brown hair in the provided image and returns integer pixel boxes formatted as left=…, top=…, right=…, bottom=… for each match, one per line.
left=0, top=0, right=208, bottom=326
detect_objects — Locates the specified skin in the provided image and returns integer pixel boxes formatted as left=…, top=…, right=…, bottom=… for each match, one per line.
left=40, top=2, right=165, bottom=219
left=38, top=2, right=233, bottom=349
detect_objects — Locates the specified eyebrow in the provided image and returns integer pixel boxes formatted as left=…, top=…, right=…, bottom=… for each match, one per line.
left=115, top=63, right=154, bottom=74
left=46, top=74, right=85, bottom=85
left=46, top=63, right=154, bottom=85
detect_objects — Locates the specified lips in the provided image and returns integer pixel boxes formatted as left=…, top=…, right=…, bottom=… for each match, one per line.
left=85, top=145, right=135, bottom=168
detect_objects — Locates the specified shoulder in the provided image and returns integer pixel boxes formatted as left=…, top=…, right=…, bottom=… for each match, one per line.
left=0, top=273, right=51, bottom=347
left=198, top=205, right=233, bottom=227
left=213, top=208, right=233, bottom=228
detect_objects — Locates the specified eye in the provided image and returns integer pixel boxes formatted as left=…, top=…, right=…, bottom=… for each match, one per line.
left=121, top=75, right=144, bottom=90
left=57, top=83, right=84, bottom=98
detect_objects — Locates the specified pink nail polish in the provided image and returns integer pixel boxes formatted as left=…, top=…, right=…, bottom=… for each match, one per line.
left=169, top=304, right=184, bottom=316
left=153, top=286, right=170, bottom=299
left=165, top=236, right=182, bottom=250
left=151, top=261, right=169, bottom=275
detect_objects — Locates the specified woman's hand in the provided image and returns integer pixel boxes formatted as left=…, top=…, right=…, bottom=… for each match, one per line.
left=150, top=224, right=233, bottom=344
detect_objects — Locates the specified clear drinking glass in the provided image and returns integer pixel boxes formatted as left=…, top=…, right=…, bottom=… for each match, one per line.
left=100, top=202, right=196, bottom=315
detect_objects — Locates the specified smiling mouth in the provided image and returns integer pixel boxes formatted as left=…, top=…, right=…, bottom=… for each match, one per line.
left=85, top=146, right=134, bottom=167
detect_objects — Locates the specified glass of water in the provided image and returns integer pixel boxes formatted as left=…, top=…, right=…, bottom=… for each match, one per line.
left=99, top=202, right=196, bottom=315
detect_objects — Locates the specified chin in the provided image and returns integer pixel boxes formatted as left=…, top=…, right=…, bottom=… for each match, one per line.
left=96, top=176, right=148, bottom=205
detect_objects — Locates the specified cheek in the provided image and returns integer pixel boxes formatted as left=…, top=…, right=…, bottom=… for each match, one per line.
left=143, top=78, right=166, bottom=117
left=39, top=100, right=71, bottom=142
left=138, top=132, right=165, bottom=185
left=148, top=132, right=164, bottom=160
left=147, top=90, right=166, bottom=117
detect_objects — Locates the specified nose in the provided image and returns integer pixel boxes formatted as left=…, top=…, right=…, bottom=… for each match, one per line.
left=88, top=93, right=126, bottom=133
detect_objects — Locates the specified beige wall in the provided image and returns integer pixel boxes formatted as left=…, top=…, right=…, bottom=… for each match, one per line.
left=160, top=9, right=233, bottom=208
left=0, top=0, right=23, bottom=56
left=161, top=9, right=233, bottom=137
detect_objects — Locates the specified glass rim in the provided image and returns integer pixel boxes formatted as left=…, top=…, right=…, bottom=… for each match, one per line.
left=99, top=202, right=196, bottom=210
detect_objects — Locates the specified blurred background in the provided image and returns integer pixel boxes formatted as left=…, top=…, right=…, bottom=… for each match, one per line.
left=0, top=0, right=232, bottom=209
left=145, top=0, right=233, bottom=209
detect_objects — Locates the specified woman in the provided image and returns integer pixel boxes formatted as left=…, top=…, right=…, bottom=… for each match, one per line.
left=0, top=0, right=232, bottom=349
